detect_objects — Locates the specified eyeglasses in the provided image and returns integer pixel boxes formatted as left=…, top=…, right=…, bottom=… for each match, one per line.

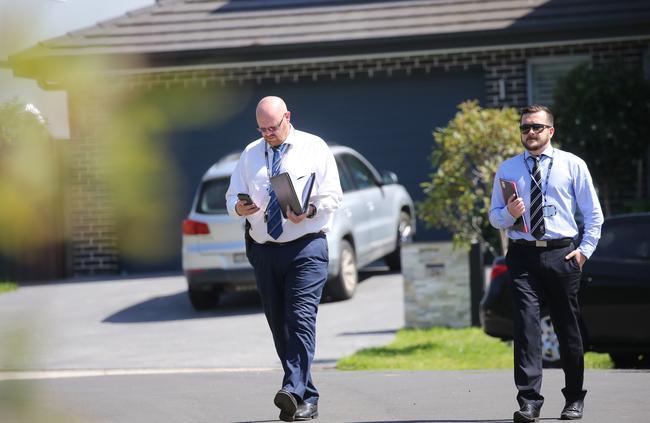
left=520, top=123, right=552, bottom=134
left=257, top=115, right=285, bottom=134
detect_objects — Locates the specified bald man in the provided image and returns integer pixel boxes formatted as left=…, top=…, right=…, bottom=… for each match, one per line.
left=226, top=96, right=342, bottom=421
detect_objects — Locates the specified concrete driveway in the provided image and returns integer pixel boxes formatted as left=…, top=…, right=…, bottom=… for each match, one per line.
left=0, top=268, right=403, bottom=372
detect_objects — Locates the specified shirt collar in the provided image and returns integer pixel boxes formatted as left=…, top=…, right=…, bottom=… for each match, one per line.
left=261, top=125, right=296, bottom=152
left=283, top=125, right=296, bottom=147
left=524, top=144, right=554, bottom=161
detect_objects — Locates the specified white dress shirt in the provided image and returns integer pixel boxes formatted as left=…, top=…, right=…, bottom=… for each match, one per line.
left=489, top=145, right=603, bottom=258
left=226, top=126, right=343, bottom=244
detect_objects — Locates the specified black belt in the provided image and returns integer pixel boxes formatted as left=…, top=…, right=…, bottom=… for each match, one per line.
left=510, top=237, right=573, bottom=248
left=255, top=231, right=325, bottom=247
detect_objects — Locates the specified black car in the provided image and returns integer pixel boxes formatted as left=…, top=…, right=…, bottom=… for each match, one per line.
left=480, top=212, right=650, bottom=368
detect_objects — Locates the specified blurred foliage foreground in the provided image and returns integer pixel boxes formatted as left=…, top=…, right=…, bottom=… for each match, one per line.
left=0, top=94, right=180, bottom=264
left=0, top=329, right=88, bottom=423
left=337, top=327, right=612, bottom=370
left=0, top=69, right=246, bottom=276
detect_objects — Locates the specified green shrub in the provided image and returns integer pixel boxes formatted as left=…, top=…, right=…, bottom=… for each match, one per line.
left=418, top=101, right=520, bottom=253
left=553, top=61, right=650, bottom=215
left=0, top=282, right=17, bottom=294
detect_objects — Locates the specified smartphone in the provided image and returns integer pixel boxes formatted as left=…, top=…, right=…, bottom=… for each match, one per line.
left=237, top=193, right=252, bottom=205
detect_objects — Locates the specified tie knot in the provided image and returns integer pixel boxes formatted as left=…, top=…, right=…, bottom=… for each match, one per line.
left=273, top=143, right=287, bottom=154
left=531, top=155, right=541, bottom=167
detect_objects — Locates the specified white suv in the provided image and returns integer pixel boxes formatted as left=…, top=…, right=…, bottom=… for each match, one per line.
left=182, top=145, right=415, bottom=310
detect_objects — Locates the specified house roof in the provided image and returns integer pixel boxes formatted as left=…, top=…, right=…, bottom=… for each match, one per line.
left=10, top=0, right=650, bottom=76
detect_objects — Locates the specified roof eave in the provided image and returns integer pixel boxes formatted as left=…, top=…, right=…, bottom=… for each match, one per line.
left=9, top=22, right=650, bottom=87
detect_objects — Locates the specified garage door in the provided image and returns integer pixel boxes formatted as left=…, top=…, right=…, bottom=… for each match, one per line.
left=120, top=69, right=484, bottom=273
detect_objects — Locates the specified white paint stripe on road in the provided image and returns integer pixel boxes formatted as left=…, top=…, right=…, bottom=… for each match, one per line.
left=0, top=367, right=278, bottom=381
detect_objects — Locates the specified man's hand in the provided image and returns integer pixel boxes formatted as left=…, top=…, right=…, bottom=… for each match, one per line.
left=286, top=206, right=309, bottom=224
left=565, top=249, right=586, bottom=270
left=507, top=193, right=525, bottom=219
left=235, top=200, right=259, bottom=216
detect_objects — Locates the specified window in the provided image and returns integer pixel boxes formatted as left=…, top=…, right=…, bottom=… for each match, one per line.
left=591, top=219, right=650, bottom=261
left=335, top=156, right=355, bottom=193
left=527, top=56, right=590, bottom=105
left=196, top=177, right=229, bottom=214
left=341, top=154, right=376, bottom=190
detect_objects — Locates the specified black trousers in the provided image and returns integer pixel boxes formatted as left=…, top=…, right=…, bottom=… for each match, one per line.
left=506, top=242, right=587, bottom=408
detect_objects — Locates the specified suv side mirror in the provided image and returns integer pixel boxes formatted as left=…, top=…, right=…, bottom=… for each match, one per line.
left=381, top=171, right=398, bottom=185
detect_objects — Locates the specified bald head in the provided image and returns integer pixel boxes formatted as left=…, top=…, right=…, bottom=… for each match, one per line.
left=256, top=96, right=291, bottom=146
left=256, top=96, right=287, bottom=119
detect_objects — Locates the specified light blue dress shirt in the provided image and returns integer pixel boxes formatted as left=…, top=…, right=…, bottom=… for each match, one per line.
left=489, top=145, right=603, bottom=258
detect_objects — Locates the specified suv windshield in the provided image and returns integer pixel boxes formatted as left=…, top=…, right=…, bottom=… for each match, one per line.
left=197, top=177, right=229, bottom=214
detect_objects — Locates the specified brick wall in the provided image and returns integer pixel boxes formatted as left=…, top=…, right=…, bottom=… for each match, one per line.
left=67, top=38, right=649, bottom=275
left=67, top=91, right=120, bottom=275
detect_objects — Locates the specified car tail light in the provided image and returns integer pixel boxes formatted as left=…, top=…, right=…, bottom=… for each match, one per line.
left=490, top=263, right=508, bottom=281
left=182, top=219, right=210, bottom=235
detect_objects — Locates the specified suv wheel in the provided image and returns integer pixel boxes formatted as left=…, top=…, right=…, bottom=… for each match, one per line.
left=188, top=288, right=220, bottom=311
left=540, top=313, right=561, bottom=367
left=326, top=239, right=357, bottom=301
left=384, top=211, right=413, bottom=271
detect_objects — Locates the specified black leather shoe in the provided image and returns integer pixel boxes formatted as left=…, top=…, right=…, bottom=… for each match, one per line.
left=513, top=403, right=540, bottom=423
left=294, top=402, right=318, bottom=421
left=560, top=400, right=584, bottom=420
left=274, top=390, right=297, bottom=422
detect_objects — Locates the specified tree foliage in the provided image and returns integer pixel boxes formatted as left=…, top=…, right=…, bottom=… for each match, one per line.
left=553, top=61, right=650, bottom=214
left=418, top=101, right=520, bottom=252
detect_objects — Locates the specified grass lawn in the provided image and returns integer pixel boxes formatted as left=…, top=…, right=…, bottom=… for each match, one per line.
left=336, top=327, right=612, bottom=370
left=0, top=282, right=17, bottom=295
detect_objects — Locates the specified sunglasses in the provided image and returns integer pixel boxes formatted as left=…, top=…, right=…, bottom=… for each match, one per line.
left=520, top=123, right=552, bottom=134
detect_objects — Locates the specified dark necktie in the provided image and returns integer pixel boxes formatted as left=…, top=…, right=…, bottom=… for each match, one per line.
left=530, top=156, right=545, bottom=239
left=266, top=143, right=287, bottom=239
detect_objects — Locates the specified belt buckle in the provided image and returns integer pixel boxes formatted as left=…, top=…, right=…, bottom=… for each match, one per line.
left=535, top=240, right=547, bottom=247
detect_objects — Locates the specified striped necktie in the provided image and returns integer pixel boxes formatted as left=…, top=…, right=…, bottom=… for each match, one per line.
left=530, top=155, right=545, bottom=239
left=266, top=143, right=287, bottom=239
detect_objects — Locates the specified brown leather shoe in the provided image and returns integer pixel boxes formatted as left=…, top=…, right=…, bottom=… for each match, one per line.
left=294, top=402, right=318, bottom=421
left=513, top=403, right=540, bottom=422
left=560, top=400, right=584, bottom=420
left=274, top=390, right=297, bottom=422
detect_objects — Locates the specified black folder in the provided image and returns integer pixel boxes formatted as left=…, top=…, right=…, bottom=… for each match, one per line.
left=270, top=172, right=316, bottom=218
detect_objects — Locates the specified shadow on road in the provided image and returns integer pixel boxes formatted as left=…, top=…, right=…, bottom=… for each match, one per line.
left=102, top=263, right=398, bottom=324
left=102, top=291, right=263, bottom=323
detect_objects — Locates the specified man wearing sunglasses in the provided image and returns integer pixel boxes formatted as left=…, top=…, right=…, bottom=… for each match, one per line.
left=226, top=96, right=342, bottom=421
left=489, top=105, right=603, bottom=422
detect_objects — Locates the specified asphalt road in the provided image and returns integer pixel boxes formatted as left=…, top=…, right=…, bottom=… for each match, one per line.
left=1, top=270, right=649, bottom=423
left=2, top=368, right=649, bottom=422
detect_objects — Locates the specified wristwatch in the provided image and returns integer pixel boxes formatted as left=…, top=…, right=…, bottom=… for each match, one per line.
left=306, top=204, right=317, bottom=219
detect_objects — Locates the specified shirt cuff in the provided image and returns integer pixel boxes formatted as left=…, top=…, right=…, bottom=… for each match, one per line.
left=500, top=207, right=516, bottom=228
